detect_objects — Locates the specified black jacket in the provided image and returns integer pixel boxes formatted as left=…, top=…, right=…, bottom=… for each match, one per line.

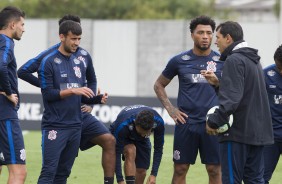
left=208, top=42, right=274, bottom=145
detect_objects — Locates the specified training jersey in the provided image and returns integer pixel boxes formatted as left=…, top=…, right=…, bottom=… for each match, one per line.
left=264, top=64, right=282, bottom=142
left=38, top=50, right=93, bottom=129
left=110, top=105, right=165, bottom=177
left=18, top=43, right=97, bottom=93
left=162, top=49, right=223, bottom=124
left=0, top=34, right=19, bottom=120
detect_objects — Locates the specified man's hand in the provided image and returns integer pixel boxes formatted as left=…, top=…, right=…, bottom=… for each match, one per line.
left=0, top=92, right=18, bottom=107
left=146, top=175, right=156, bottom=184
left=200, top=70, right=219, bottom=87
left=168, top=106, right=188, bottom=124
left=72, top=87, right=94, bottom=98
left=97, top=88, right=108, bottom=104
left=81, top=105, right=93, bottom=113
left=206, top=122, right=218, bottom=136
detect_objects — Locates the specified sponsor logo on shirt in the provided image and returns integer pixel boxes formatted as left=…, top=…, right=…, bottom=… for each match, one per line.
left=48, top=130, right=57, bottom=140
left=206, top=61, right=217, bottom=72
left=267, top=70, right=275, bottom=76
left=212, top=56, right=220, bottom=61
left=20, top=149, right=26, bottom=161
left=73, top=58, right=80, bottom=65
left=0, top=152, right=5, bottom=161
left=73, top=66, right=81, bottom=78
left=173, top=150, right=180, bottom=160
left=80, top=49, right=88, bottom=56
left=274, top=95, right=282, bottom=104
left=54, top=58, right=62, bottom=64
left=181, top=55, right=190, bottom=61
left=269, top=85, right=276, bottom=88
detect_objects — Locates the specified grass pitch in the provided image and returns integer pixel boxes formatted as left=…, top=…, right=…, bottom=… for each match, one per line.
left=0, top=131, right=281, bottom=183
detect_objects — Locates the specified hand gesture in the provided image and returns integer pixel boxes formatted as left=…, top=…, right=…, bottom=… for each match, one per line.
left=146, top=175, right=156, bottom=184
left=97, top=88, right=108, bottom=104
left=72, top=87, right=94, bottom=98
left=206, top=122, right=218, bottom=136
left=81, top=104, right=93, bottom=113
left=200, top=70, right=219, bottom=86
left=168, top=106, right=188, bottom=124
left=6, top=93, right=18, bottom=107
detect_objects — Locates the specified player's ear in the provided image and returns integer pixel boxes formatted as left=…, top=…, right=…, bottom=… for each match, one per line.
left=59, top=34, right=65, bottom=42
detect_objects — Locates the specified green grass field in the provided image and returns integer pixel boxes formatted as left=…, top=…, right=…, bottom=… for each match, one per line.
left=1, top=131, right=281, bottom=183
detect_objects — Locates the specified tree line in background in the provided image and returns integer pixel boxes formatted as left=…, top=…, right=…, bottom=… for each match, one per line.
left=1, top=0, right=218, bottom=19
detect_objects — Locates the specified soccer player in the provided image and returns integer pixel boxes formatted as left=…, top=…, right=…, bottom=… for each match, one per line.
left=263, top=45, right=282, bottom=183
left=18, top=15, right=115, bottom=184
left=37, top=20, right=107, bottom=183
left=110, top=105, right=165, bottom=184
left=0, top=6, right=27, bottom=184
left=154, top=16, right=223, bottom=184
left=206, top=21, right=274, bottom=184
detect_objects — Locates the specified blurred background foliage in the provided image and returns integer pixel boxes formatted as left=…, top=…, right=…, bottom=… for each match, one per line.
left=0, top=0, right=218, bottom=19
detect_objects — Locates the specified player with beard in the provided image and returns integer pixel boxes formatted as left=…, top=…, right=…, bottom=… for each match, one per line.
left=0, top=6, right=26, bottom=184
left=37, top=20, right=102, bottom=183
left=154, top=16, right=223, bottom=184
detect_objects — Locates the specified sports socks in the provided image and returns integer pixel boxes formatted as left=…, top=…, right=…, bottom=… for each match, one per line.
left=104, top=177, right=114, bottom=184
left=125, top=176, right=135, bottom=184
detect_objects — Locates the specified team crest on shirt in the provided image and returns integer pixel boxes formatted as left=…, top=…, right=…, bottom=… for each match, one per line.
left=48, top=130, right=57, bottom=140
left=73, top=58, right=80, bottom=65
left=212, top=56, right=220, bottom=61
left=54, top=58, right=62, bottom=64
left=181, top=55, right=191, bottom=61
left=267, top=70, right=275, bottom=77
left=173, top=150, right=180, bottom=160
left=0, top=152, right=5, bottom=161
left=206, top=61, right=217, bottom=72
left=77, top=56, right=87, bottom=67
left=73, top=66, right=81, bottom=78
left=274, top=95, right=282, bottom=104
left=80, top=49, right=88, bottom=56
left=20, top=149, right=26, bottom=161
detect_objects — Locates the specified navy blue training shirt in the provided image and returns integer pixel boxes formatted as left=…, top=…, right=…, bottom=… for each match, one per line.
left=18, top=43, right=97, bottom=93
left=162, top=49, right=223, bottom=124
left=110, top=105, right=165, bottom=181
left=38, top=50, right=89, bottom=129
left=264, top=64, right=282, bottom=142
left=0, top=34, right=19, bottom=120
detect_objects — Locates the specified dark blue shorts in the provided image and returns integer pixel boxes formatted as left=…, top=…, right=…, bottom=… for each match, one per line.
left=173, top=123, right=220, bottom=164
left=38, top=128, right=81, bottom=183
left=80, top=113, right=110, bottom=151
left=0, top=119, right=26, bottom=165
left=263, top=141, right=282, bottom=183
left=220, top=141, right=264, bottom=184
left=123, top=138, right=152, bottom=170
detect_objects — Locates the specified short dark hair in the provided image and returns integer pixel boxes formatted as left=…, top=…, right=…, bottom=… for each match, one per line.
left=274, top=45, right=282, bottom=64
left=0, top=6, right=25, bottom=30
left=59, top=20, right=82, bottom=36
left=189, top=15, right=216, bottom=33
left=135, top=110, right=154, bottom=130
left=216, top=21, right=244, bottom=42
left=58, top=14, right=81, bottom=25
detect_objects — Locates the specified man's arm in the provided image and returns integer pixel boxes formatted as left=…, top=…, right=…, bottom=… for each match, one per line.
left=149, top=119, right=165, bottom=179
left=0, top=49, right=12, bottom=96
left=18, top=43, right=60, bottom=87
left=154, top=74, right=187, bottom=124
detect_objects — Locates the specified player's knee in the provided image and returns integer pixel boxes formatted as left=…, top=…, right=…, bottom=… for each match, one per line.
left=174, top=164, right=189, bottom=176
left=124, top=144, right=136, bottom=161
left=136, top=168, right=146, bottom=178
left=9, top=167, right=27, bottom=182
left=98, top=133, right=116, bottom=149
left=206, top=165, right=221, bottom=178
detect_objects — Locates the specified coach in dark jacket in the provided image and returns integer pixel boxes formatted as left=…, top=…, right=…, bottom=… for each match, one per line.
left=205, top=21, right=273, bottom=184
